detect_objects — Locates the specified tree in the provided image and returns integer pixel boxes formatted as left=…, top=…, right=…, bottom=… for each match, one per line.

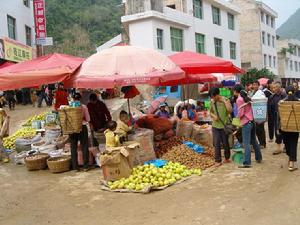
left=241, top=68, right=275, bottom=86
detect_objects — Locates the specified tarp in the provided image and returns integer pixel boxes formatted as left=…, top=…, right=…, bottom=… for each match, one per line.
left=65, top=46, right=184, bottom=89
left=0, top=62, right=14, bottom=69
left=0, top=53, right=84, bottom=90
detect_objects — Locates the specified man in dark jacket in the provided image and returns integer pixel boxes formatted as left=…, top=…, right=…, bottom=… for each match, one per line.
left=269, top=82, right=287, bottom=155
left=87, top=93, right=112, bottom=132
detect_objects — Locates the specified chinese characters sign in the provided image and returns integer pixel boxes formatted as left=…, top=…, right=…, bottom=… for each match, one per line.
left=0, top=38, right=32, bottom=62
left=33, top=0, right=47, bottom=39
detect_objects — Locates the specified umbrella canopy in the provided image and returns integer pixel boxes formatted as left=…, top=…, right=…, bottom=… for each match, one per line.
left=154, top=73, right=236, bottom=86
left=65, top=46, right=184, bottom=89
left=169, top=51, right=244, bottom=74
left=0, top=62, right=14, bottom=69
left=147, top=96, right=168, bottom=114
left=0, top=53, right=84, bottom=90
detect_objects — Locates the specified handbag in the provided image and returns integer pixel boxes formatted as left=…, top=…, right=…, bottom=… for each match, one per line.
left=214, top=102, right=234, bottom=136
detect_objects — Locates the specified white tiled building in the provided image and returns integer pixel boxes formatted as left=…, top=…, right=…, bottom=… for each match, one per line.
left=230, top=0, right=278, bottom=75
left=99, top=0, right=242, bottom=67
left=0, top=0, right=34, bottom=47
left=277, top=39, right=300, bottom=83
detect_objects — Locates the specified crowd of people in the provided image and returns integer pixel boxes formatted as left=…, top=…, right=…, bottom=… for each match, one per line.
left=210, top=80, right=300, bottom=171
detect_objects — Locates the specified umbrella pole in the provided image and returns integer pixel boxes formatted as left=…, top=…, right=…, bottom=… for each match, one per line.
left=127, top=98, right=131, bottom=116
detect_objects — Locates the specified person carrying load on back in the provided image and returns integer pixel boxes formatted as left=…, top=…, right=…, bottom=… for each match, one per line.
left=0, top=103, right=9, bottom=163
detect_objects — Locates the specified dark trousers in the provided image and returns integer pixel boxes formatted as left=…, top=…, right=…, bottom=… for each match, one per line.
left=7, top=97, right=15, bottom=110
left=256, top=122, right=266, bottom=147
left=70, top=125, right=89, bottom=169
left=283, top=132, right=299, bottom=162
left=37, top=92, right=49, bottom=107
left=267, top=111, right=274, bottom=140
left=269, top=111, right=283, bottom=144
left=212, top=127, right=231, bottom=163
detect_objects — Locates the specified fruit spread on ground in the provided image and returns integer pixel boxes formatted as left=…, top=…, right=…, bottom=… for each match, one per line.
left=3, top=127, right=36, bottom=149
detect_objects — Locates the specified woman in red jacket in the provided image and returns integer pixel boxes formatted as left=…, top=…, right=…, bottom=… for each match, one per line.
left=54, top=83, right=69, bottom=110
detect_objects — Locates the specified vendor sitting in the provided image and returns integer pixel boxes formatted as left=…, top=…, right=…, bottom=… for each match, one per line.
left=105, top=121, right=120, bottom=148
left=116, top=110, right=133, bottom=139
left=155, top=103, right=170, bottom=119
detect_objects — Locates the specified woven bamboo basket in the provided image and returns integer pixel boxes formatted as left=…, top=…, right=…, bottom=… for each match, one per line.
left=25, top=153, right=49, bottom=171
left=58, top=107, right=83, bottom=135
left=47, top=156, right=71, bottom=173
left=278, top=101, right=300, bottom=132
left=53, top=135, right=69, bottom=149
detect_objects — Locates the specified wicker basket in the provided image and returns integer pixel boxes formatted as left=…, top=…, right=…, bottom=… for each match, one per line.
left=53, top=135, right=69, bottom=149
left=278, top=101, right=300, bottom=132
left=58, top=107, right=83, bottom=135
left=25, top=153, right=49, bottom=171
left=47, top=156, right=71, bottom=173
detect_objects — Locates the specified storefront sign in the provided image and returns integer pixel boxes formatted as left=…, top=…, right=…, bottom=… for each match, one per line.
left=0, top=38, right=32, bottom=62
left=33, top=0, right=47, bottom=39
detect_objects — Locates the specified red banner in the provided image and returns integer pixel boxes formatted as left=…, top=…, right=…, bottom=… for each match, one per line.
left=33, top=0, right=47, bottom=39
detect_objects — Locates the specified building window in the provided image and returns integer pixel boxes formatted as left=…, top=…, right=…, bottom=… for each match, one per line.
left=195, top=33, right=205, bottom=54
left=167, top=4, right=176, bottom=9
left=272, top=36, right=275, bottom=48
left=273, top=56, right=276, bottom=68
left=295, top=61, right=298, bottom=72
left=285, top=59, right=289, bottom=69
left=7, top=15, right=16, bottom=40
left=170, top=27, right=183, bottom=52
left=266, top=15, right=270, bottom=25
left=262, top=31, right=265, bottom=45
left=212, top=6, right=221, bottom=25
left=271, top=17, right=275, bottom=28
left=23, top=0, right=30, bottom=7
left=290, top=61, right=293, bottom=71
left=214, top=38, right=223, bottom=57
left=264, top=54, right=267, bottom=67
left=298, top=47, right=300, bottom=57
left=261, top=11, right=264, bottom=23
left=25, top=25, right=32, bottom=46
left=156, top=29, right=163, bottom=50
left=230, top=42, right=236, bottom=60
left=228, top=13, right=235, bottom=30
left=193, top=0, right=203, bottom=19
left=269, top=55, right=272, bottom=67
left=267, top=34, right=271, bottom=46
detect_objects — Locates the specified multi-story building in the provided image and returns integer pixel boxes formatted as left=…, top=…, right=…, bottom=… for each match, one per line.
left=277, top=38, right=300, bottom=84
left=99, top=0, right=242, bottom=67
left=0, top=0, right=35, bottom=63
left=230, top=0, right=278, bottom=75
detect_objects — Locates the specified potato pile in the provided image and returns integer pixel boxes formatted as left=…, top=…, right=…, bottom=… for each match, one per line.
left=160, top=144, right=215, bottom=170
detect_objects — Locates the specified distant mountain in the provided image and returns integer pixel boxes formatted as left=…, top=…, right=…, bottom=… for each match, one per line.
left=277, top=8, right=300, bottom=40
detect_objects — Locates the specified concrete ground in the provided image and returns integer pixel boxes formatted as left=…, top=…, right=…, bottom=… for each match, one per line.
left=1, top=105, right=300, bottom=225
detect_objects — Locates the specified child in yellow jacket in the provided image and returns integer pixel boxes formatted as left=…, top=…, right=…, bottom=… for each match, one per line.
left=105, top=121, right=120, bottom=148
left=116, top=110, right=133, bottom=139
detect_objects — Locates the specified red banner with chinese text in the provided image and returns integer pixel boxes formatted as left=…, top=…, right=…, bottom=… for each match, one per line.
left=33, top=0, right=47, bottom=39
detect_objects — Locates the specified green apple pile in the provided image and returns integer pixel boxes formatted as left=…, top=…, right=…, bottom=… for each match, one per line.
left=24, top=112, right=47, bottom=126
left=3, top=127, right=36, bottom=149
left=108, top=162, right=202, bottom=191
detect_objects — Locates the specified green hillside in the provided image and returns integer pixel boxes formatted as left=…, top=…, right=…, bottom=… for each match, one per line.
left=277, top=8, right=300, bottom=40
left=45, top=0, right=123, bottom=57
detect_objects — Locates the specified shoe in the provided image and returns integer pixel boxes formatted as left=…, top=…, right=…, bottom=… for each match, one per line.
left=273, top=150, right=282, bottom=155
left=3, top=158, right=10, bottom=163
left=256, top=160, right=262, bottom=163
left=238, top=164, right=252, bottom=168
left=260, top=145, right=265, bottom=149
left=214, top=162, right=222, bottom=167
left=268, top=139, right=273, bottom=143
left=223, top=159, right=231, bottom=163
left=83, top=168, right=90, bottom=172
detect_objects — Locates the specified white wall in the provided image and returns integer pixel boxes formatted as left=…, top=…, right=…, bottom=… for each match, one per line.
left=125, top=0, right=241, bottom=67
left=0, top=0, right=34, bottom=46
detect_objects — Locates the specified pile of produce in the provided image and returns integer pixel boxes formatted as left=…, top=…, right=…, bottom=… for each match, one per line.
left=3, top=127, right=36, bottom=149
left=108, top=162, right=201, bottom=191
left=155, top=136, right=185, bottom=157
left=23, top=112, right=47, bottom=126
left=161, top=144, right=215, bottom=170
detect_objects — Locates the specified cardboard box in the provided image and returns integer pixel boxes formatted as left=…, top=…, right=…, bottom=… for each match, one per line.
left=128, top=128, right=156, bottom=163
left=123, top=141, right=141, bottom=168
left=100, top=147, right=132, bottom=181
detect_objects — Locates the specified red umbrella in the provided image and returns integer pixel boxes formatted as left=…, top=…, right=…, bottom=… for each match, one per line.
left=0, top=53, right=84, bottom=91
left=0, top=62, right=14, bottom=69
left=169, top=51, right=244, bottom=74
left=65, top=46, right=184, bottom=89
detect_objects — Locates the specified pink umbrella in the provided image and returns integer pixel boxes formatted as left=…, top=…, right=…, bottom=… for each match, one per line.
left=65, top=46, right=184, bottom=88
left=258, top=78, right=269, bottom=86
left=147, top=96, right=168, bottom=114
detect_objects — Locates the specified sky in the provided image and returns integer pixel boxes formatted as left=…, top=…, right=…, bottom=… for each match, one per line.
left=260, top=0, right=300, bottom=28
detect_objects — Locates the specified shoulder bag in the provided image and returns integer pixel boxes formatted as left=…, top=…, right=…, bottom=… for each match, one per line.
left=214, top=102, right=234, bottom=136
